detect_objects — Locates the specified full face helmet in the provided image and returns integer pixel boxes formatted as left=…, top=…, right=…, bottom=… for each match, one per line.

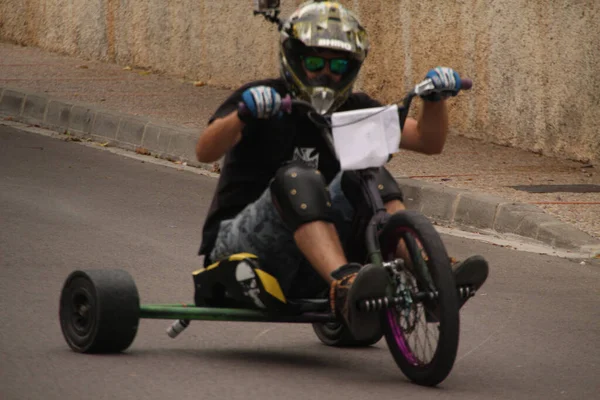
left=279, top=1, right=369, bottom=114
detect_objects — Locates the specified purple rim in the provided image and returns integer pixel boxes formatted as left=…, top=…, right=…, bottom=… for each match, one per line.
left=386, top=308, right=419, bottom=365
left=383, top=222, right=440, bottom=367
left=384, top=225, right=422, bottom=366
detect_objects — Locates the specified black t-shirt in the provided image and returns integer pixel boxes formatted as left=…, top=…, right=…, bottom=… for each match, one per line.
left=199, top=78, right=381, bottom=263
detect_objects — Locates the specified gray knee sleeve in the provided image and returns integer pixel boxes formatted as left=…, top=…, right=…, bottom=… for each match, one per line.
left=270, top=163, right=334, bottom=232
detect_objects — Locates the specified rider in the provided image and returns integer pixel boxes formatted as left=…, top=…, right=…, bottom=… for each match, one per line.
left=196, top=1, right=488, bottom=340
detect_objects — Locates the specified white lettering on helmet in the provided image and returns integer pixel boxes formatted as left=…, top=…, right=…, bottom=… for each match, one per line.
left=317, top=39, right=352, bottom=51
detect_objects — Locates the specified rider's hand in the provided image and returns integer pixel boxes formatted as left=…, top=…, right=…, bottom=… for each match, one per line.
left=237, top=86, right=282, bottom=123
left=421, top=67, right=462, bottom=102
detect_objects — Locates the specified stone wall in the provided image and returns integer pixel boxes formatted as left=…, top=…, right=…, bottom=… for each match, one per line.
left=1, top=0, right=598, bottom=162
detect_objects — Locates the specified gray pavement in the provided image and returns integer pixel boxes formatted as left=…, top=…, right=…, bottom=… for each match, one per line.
left=2, top=126, right=599, bottom=400
left=1, top=41, right=599, bottom=256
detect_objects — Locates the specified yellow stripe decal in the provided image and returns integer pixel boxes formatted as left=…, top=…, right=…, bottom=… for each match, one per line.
left=255, top=269, right=286, bottom=304
left=193, top=253, right=258, bottom=275
left=192, top=260, right=221, bottom=275
left=228, top=253, right=258, bottom=261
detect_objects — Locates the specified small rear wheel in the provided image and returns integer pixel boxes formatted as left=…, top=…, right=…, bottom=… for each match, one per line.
left=312, top=321, right=382, bottom=347
left=59, top=269, right=140, bottom=353
left=379, top=211, right=459, bottom=386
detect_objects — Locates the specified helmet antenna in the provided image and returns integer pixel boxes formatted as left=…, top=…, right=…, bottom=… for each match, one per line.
left=253, top=0, right=282, bottom=30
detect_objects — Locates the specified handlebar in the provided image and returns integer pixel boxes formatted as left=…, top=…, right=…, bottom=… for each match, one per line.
left=279, top=77, right=472, bottom=130
left=237, top=77, right=472, bottom=133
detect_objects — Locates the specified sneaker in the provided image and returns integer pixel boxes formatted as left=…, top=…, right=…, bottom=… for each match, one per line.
left=452, top=255, right=489, bottom=308
left=329, top=263, right=389, bottom=341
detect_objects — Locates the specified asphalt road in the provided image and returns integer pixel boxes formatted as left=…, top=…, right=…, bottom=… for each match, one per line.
left=1, top=125, right=599, bottom=400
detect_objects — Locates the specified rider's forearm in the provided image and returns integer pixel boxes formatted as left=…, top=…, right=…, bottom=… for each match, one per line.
left=195, top=111, right=244, bottom=163
left=416, top=100, right=449, bottom=155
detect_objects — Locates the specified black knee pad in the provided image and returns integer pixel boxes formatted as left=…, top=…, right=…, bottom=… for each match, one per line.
left=341, top=167, right=404, bottom=208
left=270, top=162, right=334, bottom=232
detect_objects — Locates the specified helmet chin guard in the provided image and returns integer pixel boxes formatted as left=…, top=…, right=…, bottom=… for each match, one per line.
left=309, top=87, right=336, bottom=115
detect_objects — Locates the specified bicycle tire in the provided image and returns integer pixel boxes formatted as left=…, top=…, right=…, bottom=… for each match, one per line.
left=379, top=210, right=459, bottom=386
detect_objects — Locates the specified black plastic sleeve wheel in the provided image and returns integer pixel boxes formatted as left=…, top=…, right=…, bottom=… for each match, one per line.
left=59, top=269, right=140, bottom=353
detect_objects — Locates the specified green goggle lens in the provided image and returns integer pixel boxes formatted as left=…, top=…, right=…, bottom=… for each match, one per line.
left=302, top=56, right=349, bottom=75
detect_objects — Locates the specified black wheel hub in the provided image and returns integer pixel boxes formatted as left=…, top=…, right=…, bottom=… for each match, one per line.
left=60, top=279, right=98, bottom=348
left=71, top=290, right=93, bottom=335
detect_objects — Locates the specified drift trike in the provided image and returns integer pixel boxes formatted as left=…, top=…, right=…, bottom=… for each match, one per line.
left=59, top=77, right=484, bottom=387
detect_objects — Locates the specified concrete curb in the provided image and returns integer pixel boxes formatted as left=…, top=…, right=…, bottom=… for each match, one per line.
left=396, top=178, right=600, bottom=256
left=0, top=86, right=210, bottom=172
left=2, top=85, right=599, bottom=257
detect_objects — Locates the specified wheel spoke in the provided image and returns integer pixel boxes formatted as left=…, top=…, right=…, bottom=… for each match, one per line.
left=388, top=246, right=442, bottom=364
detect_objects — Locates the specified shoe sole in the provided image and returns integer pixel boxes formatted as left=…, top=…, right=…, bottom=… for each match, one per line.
left=347, top=264, right=390, bottom=341
left=453, top=255, right=489, bottom=309
left=453, top=255, right=489, bottom=292
left=425, top=256, right=490, bottom=322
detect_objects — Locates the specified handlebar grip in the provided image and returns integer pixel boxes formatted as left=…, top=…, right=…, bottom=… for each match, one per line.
left=281, top=95, right=292, bottom=113
left=237, top=102, right=250, bottom=119
left=460, top=78, right=473, bottom=90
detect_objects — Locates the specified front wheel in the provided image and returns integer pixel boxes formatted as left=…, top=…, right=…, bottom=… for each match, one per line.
left=379, top=211, right=459, bottom=387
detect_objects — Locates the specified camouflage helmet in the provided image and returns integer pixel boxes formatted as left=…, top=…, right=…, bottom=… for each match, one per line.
left=279, top=1, right=369, bottom=114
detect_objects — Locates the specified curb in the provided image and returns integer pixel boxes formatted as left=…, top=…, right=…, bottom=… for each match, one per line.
left=0, top=86, right=213, bottom=173
left=2, top=86, right=599, bottom=257
left=396, top=178, right=600, bottom=256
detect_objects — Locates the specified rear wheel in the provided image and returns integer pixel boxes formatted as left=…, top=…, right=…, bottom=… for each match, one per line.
left=312, top=321, right=382, bottom=347
left=59, top=269, right=140, bottom=353
left=379, top=211, right=459, bottom=386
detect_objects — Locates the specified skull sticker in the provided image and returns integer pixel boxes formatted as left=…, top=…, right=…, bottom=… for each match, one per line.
left=235, top=261, right=266, bottom=309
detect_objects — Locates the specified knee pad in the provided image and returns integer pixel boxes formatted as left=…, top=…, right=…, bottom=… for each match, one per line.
left=341, top=167, right=404, bottom=208
left=270, top=162, right=334, bottom=231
